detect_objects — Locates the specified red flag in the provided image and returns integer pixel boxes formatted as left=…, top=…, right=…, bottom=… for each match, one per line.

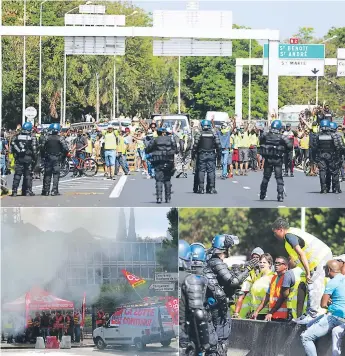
left=165, top=297, right=178, bottom=325
left=25, top=292, right=31, bottom=328
left=81, top=292, right=86, bottom=327
left=121, top=269, right=146, bottom=288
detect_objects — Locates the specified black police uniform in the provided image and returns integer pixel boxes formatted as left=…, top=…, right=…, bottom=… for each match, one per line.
left=259, top=130, right=292, bottom=201
left=316, top=130, right=344, bottom=193
left=179, top=267, right=217, bottom=356
left=192, top=129, right=221, bottom=194
left=205, top=256, right=256, bottom=356
left=146, top=134, right=177, bottom=203
left=283, top=130, right=294, bottom=176
left=11, top=130, right=38, bottom=196
left=42, top=133, right=69, bottom=195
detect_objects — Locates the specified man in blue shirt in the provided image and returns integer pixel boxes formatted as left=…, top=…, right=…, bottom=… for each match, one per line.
left=301, top=260, right=345, bottom=356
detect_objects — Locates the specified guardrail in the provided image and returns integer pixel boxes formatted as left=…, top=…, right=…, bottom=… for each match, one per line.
left=229, top=319, right=345, bottom=356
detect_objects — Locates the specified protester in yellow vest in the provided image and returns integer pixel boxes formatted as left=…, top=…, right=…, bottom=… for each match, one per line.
left=115, top=132, right=130, bottom=176
left=103, top=125, right=117, bottom=180
left=248, top=253, right=275, bottom=320
left=237, top=127, right=251, bottom=175
left=285, top=257, right=307, bottom=320
left=272, top=217, right=332, bottom=325
left=234, top=247, right=264, bottom=318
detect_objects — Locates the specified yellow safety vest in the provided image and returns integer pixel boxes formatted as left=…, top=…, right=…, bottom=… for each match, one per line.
left=238, top=132, right=251, bottom=148
left=249, top=271, right=275, bottom=316
left=249, top=134, right=258, bottom=146
left=153, top=131, right=158, bottom=138
left=86, top=139, right=93, bottom=154
left=284, top=227, right=331, bottom=272
left=117, top=136, right=127, bottom=154
left=239, top=269, right=261, bottom=318
left=286, top=267, right=307, bottom=319
left=104, top=132, right=117, bottom=150
left=233, top=135, right=240, bottom=149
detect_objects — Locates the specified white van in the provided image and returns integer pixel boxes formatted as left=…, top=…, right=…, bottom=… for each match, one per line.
left=93, top=305, right=175, bottom=351
left=205, top=111, right=231, bottom=128
left=151, top=114, right=190, bottom=131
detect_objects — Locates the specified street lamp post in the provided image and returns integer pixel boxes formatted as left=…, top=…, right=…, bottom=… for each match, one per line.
left=178, top=56, right=181, bottom=114
left=39, top=0, right=48, bottom=125
left=22, top=0, right=27, bottom=125
left=248, top=39, right=252, bottom=121
left=96, top=73, right=100, bottom=122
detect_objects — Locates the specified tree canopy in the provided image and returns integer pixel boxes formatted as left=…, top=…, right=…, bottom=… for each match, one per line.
left=179, top=208, right=345, bottom=259
left=2, top=1, right=345, bottom=128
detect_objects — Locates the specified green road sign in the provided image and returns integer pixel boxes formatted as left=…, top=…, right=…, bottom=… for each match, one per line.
left=263, top=43, right=325, bottom=59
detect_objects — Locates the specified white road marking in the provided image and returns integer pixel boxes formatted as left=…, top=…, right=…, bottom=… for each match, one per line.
left=278, top=206, right=287, bottom=208
left=243, top=186, right=251, bottom=190
left=232, top=181, right=238, bottom=184
left=33, top=177, right=84, bottom=188
left=109, top=175, right=127, bottom=198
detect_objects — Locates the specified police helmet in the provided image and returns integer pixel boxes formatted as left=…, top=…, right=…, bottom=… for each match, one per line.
left=50, top=123, right=61, bottom=133
left=271, top=120, right=282, bottom=130
left=320, top=120, right=330, bottom=130
left=22, top=122, right=33, bottom=131
left=212, top=234, right=240, bottom=254
left=179, top=240, right=192, bottom=269
left=157, top=127, right=165, bottom=135
left=329, top=122, right=338, bottom=131
left=201, top=120, right=211, bottom=130
left=190, top=243, right=207, bottom=263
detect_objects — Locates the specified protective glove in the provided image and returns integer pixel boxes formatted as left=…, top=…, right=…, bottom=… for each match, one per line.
left=223, top=234, right=240, bottom=249
left=244, top=257, right=260, bottom=271
left=232, top=312, right=240, bottom=319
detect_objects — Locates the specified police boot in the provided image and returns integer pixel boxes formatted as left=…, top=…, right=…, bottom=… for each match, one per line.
left=277, top=194, right=284, bottom=202
left=206, top=188, right=217, bottom=194
left=320, top=185, right=328, bottom=194
left=22, top=190, right=35, bottom=196
left=41, top=191, right=50, bottom=196
left=11, top=189, right=17, bottom=197
left=165, top=183, right=172, bottom=203
left=51, top=190, right=61, bottom=196
left=197, top=186, right=204, bottom=194
left=333, top=188, right=342, bottom=194
left=284, top=172, right=289, bottom=177
left=260, top=191, right=266, bottom=200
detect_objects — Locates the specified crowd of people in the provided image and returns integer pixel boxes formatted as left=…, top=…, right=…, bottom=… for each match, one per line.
left=1, top=106, right=345, bottom=202
left=179, top=217, right=345, bottom=356
left=2, top=310, right=83, bottom=344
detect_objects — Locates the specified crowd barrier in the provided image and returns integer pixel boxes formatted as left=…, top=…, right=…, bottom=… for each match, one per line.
left=229, top=319, right=345, bottom=356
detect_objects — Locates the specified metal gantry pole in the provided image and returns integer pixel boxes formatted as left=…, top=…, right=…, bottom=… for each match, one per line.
left=39, top=1, right=47, bottom=125
left=178, top=56, right=181, bottom=114
left=63, top=51, right=67, bottom=124
left=248, top=39, right=252, bottom=121
left=22, top=0, right=27, bottom=125
left=301, top=207, right=306, bottom=232
left=60, top=87, right=63, bottom=124
left=116, top=88, right=119, bottom=116
left=113, top=55, right=116, bottom=119
left=96, top=73, right=99, bottom=122
left=316, top=76, right=319, bottom=106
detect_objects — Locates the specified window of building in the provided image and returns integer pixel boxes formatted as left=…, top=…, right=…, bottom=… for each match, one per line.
left=147, top=243, right=155, bottom=261
left=95, top=268, right=102, bottom=284
left=110, top=267, right=118, bottom=279
left=140, top=243, right=148, bottom=262
left=133, top=243, right=140, bottom=261
left=124, top=243, right=133, bottom=262
left=87, top=268, right=94, bottom=284
left=117, top=244, right=125, bottom=261
left=141, top=266, right=149, bottom=279
left=148, top=267, right=156, bottom=280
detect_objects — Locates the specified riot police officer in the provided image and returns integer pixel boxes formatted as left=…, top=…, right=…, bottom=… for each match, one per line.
left=192, top=120, right=221, bottom=194
left=205, top=234, right=260, bottom=356
left=283, top=123, right=294, bottom=177
left=259, top=120, right=293, bottom=202
left=11, top=122, right=38, bottom=197
left=146, top=127, right=177, bottom=204
left=42, top=123, right=69, bottom=196
left=179, top=240, right=212, bottom=356
left=316, top=120, right=344, bottom=194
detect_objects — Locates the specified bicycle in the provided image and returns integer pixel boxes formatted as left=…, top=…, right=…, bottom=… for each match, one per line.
left=60, top=153, right=98, bottom=178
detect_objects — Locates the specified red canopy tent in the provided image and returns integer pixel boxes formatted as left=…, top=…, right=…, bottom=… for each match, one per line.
left=3, top=286, right=74, bottom=311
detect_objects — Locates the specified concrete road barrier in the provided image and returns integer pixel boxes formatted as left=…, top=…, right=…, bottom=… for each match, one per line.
left=60, top=335, right=72, bottom=349
left=229, top=319, right=345, bottom=356
left=35, top=337, right=45, bottom=349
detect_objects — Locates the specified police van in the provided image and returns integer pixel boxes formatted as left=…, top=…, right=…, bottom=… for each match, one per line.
left=93, top=304, right=175, bottom=351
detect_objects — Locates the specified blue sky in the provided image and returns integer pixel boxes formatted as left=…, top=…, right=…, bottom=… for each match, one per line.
left=132, top=1, right=344, bottom=40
